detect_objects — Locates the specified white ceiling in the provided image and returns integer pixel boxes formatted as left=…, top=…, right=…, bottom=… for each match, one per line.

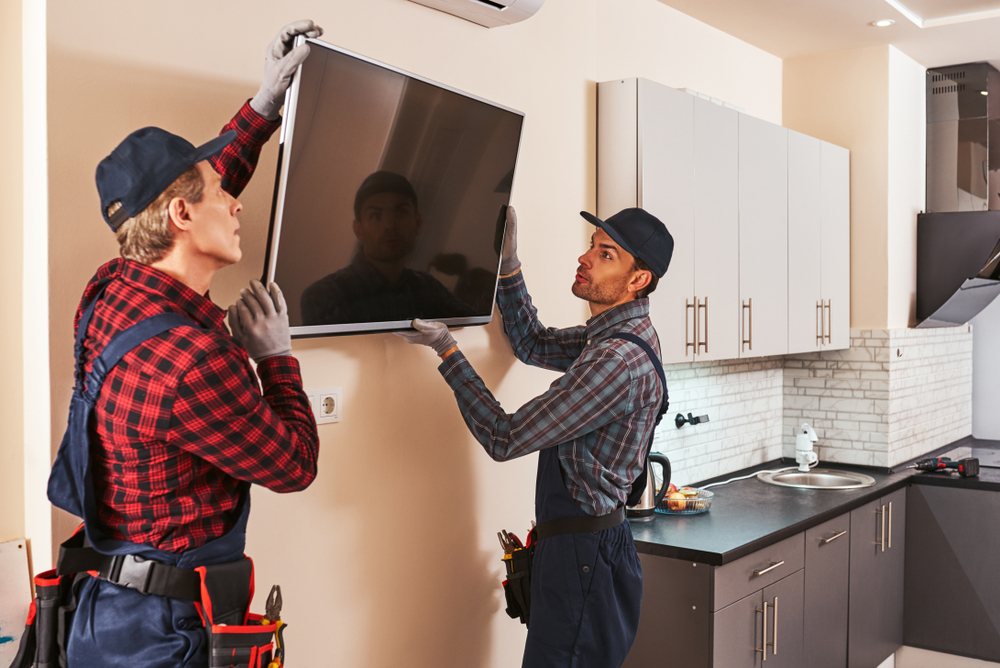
left=655, top=0, right=1000, bottom=70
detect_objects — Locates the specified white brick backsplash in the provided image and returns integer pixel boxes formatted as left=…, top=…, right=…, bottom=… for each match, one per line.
left=652, top=327, right=973, bottom=486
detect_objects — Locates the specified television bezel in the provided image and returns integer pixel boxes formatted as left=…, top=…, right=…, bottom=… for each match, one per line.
left=263, top=37, right=525, bottom=338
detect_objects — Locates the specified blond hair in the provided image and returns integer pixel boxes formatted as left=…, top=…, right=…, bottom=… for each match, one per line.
left=110, top=165, right=205, bottom=265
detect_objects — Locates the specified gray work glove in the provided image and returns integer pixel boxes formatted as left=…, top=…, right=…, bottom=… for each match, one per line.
left=499, top=205, right=520, bottom=275
left=394, top=318, right=457, bottom=357
left=228, top=280, right=292, bottom=362
left=250, top=20, right=325, bottom=120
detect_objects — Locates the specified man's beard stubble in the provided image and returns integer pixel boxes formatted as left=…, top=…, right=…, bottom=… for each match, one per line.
left=571, top=272, right=630, bottom=307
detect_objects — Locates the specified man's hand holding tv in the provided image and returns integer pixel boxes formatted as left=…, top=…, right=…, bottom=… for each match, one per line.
left=395, top=319, right=458, bottom=359
left=251, top=20, right=325, bottom=120
left=500, top=205, right=520, bottom=276
left=229, top=280, right=293, bottom=362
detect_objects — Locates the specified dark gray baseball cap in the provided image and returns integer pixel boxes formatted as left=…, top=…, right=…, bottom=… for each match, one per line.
left=580, top=208, right=674, bottom=277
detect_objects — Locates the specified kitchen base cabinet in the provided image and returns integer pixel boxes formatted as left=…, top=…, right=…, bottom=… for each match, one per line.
left=905, top=484, right=1000, bottom=662
left=625, top=554, right=713, bottom=667
left=624, top=534, right=805, bottom=668
left=803, top=514, right=851, bottom=668
left=712, top=570, right=804, bottom=668
left=849, top=487, right=906, bottom=668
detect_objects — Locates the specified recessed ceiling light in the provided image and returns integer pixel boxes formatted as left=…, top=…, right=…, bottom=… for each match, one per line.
left=870, top=19, right=896, bottom=27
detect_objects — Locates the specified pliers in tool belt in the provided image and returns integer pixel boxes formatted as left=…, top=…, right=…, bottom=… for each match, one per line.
left=264, top=585, right=287, bottom=668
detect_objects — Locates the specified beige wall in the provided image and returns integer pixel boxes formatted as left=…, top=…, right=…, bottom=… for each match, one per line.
left=1, top=0, right=25, bottom=545
left=887, top=47, right=927, bottom=328
left=784, top=45, right=927, bottom=330
left=784, top=46, right=890, bottom=330
left=46, top=1, right=781, bottom=665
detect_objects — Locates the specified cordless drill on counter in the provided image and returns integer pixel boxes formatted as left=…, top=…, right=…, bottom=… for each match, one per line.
left=910, top=457, right=980, bottom=477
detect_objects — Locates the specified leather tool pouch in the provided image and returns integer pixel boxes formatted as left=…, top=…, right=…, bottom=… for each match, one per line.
left=194, top=559, right=277, bottom=668
left=500, top=529, right=536, bottom=628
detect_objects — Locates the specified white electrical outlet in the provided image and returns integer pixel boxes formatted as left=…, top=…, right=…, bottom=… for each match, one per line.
left=307, top=387, right=342, bottom=424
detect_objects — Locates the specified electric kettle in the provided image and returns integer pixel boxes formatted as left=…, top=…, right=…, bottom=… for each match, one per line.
left=626, top=453, right=671, bottom=522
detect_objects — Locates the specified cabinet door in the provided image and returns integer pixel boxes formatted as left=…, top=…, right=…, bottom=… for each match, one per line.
left=739, top=114, right=788, bottom=358
left=880, top=487, right=906, bottom=661
left=821, top=141, right=850, bottom=350
left=848, top=497, right=882, bottom=668
left=636, top=79, right=696, bottom=364
left=693, top=98, right=740, bottom=361
left=849, top=491, right=904, bottom=668
left=804, top=514, right=850, bottom=668
left=713, top=590, right=763, bottom=668
left=762, top=570, right=804, bottom=668
left=786, top=130, right=823, bottom=355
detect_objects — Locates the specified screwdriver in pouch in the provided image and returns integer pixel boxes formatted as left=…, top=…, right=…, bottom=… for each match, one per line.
left=910, top=457, right=979, bottom=477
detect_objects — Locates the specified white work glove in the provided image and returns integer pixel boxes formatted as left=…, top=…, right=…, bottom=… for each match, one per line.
left=499, top=205, right=520, bottom=275
left=228, top=280, right=292, bottom=362
left=394, top=319, right=457, bottom=357
left=250, top=20, right=325, bottom=120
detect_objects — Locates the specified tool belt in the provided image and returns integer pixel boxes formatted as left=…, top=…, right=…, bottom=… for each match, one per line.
left=8, top=529, right=281, bottom=668
left=499, top=506, right=625, bottom=628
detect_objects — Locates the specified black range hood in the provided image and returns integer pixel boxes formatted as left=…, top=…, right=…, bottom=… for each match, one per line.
left=916, top=210, right=1000, bottom=327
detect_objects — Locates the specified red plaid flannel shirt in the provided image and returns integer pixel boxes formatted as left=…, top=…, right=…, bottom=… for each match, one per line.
left=75, top=102, right=319, bottom=553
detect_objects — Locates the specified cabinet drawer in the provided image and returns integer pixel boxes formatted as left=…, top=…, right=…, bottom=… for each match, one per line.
left=713, top=532, right=804, bottom=611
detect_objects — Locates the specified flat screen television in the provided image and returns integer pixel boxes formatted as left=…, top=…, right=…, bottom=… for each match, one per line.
left=264, top=38, right=525, bottom=337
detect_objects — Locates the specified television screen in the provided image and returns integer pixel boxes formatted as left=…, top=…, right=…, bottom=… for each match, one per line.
left=265, top=38, right=525, bottom=337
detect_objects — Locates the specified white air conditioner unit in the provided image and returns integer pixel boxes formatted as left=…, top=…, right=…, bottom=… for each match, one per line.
left=409, top=0, right=545, bottom=28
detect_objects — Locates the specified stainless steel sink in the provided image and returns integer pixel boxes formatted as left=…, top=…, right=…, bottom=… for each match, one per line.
left=757, top=468, right=876, bottom=490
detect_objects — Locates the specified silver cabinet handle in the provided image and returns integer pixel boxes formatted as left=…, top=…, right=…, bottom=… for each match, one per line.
left=742, top=298, right=753, bottom=351
left=685, top=298, right=696, bottom=356
left=756, top=600, right=768, bottom=661
left=876, top=505, right=885, bottom=552
left=816, top=301, right=823, bottom=346
left=888, top=501, right=893, bottom=549
left=820, top=530, right=847, bottom=544
left=753, top=560, right=785, bottom=577
left=698, top=297, right=709, bottom=353
left=771, top=596, right=778, bottom=655
left=824, top=300, right=832, bottom=343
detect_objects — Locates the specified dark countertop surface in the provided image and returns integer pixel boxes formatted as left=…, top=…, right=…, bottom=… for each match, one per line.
left=631, top=436, right=1000, bottom=566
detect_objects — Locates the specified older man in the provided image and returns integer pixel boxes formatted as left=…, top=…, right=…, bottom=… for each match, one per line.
left=37, top=21, right=322, bottom=668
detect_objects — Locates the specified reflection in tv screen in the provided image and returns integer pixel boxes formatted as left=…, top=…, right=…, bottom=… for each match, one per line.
left=266, top=39, right=524, bottom=336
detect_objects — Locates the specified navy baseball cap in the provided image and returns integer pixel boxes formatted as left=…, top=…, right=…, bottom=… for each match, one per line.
left=96, top=127, right=237, bottom=231
left=353, top=171, right=419, bottom=220
left=580, top=208, right=674, bottom=277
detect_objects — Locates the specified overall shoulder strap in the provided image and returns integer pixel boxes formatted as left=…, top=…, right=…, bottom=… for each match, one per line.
left=611, top=332, right=668, bottom=422
left=83, top=313, right=201, bottom=402
left=611, top=332, right=671, bottom=508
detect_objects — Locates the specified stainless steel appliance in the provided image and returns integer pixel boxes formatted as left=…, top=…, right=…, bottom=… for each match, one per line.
left=626, top=453, right=671, bottom=522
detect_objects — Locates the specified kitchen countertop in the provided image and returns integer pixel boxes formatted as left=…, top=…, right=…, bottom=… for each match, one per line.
left=630, top=436, right=1000, bottom=566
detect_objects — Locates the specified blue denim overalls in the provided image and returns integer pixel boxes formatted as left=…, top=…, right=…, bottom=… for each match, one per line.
left=47, top=280, right=251, bottom=668
left=521, top=333, right=666, bottom=668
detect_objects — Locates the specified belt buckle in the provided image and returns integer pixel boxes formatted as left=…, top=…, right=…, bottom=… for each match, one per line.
left=111, top=554, right=155, bottom=595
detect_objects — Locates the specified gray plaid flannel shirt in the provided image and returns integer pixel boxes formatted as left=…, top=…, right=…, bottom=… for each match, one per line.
left=438, top=270, right=665, bottom=517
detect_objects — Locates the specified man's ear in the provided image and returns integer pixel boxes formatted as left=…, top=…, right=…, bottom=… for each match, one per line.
left=352, top=218, right=362, bottom=240
left=167, top=196, right=194, bottom=233
left=628, top=269, right=652, bottom=295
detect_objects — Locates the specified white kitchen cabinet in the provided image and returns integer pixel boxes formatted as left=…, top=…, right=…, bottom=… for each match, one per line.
left=632, top=78, right=694, bottom=364
left=693, top=98, right=740, bottom=361
left=597, top=79, right=739, bottom=364
left=787, top=131, right=824, bottom=354
left=598, top=77, right=849, bottom=363
left=739, top=113, right=788, bottom=358
left=787, top=133, right=851, bottom=354
left=821, top=141, right=850, bottom=350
